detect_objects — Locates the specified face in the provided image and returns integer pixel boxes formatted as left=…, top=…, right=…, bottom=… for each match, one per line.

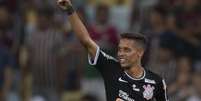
left=117, top=38, right=143, bottom=70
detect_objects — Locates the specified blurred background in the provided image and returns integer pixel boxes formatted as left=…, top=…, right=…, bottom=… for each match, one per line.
left=0, top=0, right=200, bottom=101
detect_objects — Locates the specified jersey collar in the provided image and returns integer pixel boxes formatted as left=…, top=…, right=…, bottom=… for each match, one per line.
left=124, top=69, right=146, bottom=81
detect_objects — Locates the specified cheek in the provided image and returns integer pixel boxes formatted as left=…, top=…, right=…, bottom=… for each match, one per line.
left=127, top=53, right=138, bottom=62
left=129, top=50, right=137, bottom=57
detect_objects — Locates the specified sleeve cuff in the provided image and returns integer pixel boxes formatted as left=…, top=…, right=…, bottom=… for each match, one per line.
left=88, top=46, right=100, bottom=65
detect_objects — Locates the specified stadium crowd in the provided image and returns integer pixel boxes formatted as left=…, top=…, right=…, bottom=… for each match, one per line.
left=0, top=0, right=200, bottom=101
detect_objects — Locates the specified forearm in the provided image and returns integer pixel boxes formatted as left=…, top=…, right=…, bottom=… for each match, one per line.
left=57, top=0, right=97, bottom=57
left=68, top=13, right=95, bottom=48
left=65, top=8, right=97, bottom=57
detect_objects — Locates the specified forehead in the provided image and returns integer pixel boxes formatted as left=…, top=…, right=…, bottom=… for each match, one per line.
left=118, top=38, right=136, bottom=47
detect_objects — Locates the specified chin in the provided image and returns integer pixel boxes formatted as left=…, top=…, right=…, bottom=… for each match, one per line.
left=120, top=64, right=130, bottom=70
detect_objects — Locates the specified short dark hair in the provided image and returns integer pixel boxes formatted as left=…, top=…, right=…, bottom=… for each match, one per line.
left=120, top=33, right=147, bottom=50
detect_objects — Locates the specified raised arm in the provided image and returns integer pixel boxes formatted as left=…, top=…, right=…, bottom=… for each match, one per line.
left=57, top=0, right=97, bottom=58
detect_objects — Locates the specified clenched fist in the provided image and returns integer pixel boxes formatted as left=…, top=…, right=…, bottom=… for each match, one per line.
left=57, top=0, right=74, bottom=15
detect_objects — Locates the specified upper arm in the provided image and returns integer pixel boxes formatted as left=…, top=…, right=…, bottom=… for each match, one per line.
left=85, top=38, right=98, bottom=59
left=88, top=47, right=120, bottom=77
left=68, top=13, right=98, bottom=58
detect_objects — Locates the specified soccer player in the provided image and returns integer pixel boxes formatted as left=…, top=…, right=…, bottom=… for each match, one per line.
left=57, top=0, right=169, bottom=101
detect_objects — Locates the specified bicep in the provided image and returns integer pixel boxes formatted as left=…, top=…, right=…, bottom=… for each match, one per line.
left=86, top=38, right=98, bottom=59
left=68, top=13, right=97, bottom=57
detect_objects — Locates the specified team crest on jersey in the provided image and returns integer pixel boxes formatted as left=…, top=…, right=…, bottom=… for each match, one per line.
left=143, top=84, right=155, bottom=100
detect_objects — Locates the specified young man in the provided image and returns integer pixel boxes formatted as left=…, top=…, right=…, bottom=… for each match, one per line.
left=57, top=0, right=169, bottom=101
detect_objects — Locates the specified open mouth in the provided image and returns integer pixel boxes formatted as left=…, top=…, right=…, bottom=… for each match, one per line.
left=119, top=58, right=126, bottom=63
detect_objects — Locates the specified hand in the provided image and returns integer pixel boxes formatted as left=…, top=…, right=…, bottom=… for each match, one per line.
left=57, top=0, right=72, bottom=10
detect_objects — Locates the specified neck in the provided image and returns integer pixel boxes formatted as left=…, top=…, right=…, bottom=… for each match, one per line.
left=125, top=64, right=144, bottom=79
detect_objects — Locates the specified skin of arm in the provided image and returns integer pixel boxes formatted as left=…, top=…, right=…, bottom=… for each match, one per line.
left=57, top=0, right=98, bottom=59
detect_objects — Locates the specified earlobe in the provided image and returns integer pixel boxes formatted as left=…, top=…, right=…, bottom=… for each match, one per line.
left=138, top=51, right=144, bottom=58
left=138, top=53, right=142, bottom=58
left=136, top=49, right=143, bottom=57
left=136, top=51, right=141, bottom=58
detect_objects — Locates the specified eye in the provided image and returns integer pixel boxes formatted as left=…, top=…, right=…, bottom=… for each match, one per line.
left=124, top=47, right=131, bottom=52
left=118, top=46, right=132, bottom=53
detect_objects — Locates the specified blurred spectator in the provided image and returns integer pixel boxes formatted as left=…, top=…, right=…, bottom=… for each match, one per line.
left=168, top=56, right=191, bottom=101
left=0, top=4, right=15, bottom=49
left=194, top=45, right=201, bottom=72
left=129, top=1, right=142, bottom=32
left=149, top=44, right=177, bottom=85
left=20, top=7, right=66, bottom=101
left=0, top=0, right=18, bottom=13
left=173, top=70, right=191, bottom=101
left=0, top=4, right=16, bottom=101
left=60, top=31, right=85, bottom=101
left=0, top=37, right=14, bottom=101
left=82, top=94, right=99, bottom=101
left=186, top=72, right=201, bottom=101
left=88, top=3, right=119, bottom=56
left=173, top=0, right=201, bottom=74
left=110, top=0, right=132, bottom=32
left=146, top=5, right=177, bottom=68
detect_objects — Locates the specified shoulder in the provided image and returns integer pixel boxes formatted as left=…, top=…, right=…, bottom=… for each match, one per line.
left=88, top=46, right=119, bottom=66
left=145, top=69, right=163, bottom=83
left=100, top=50, right=118, bottom=62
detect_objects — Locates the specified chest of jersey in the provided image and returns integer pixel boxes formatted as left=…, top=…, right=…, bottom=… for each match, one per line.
left=110, top=74, right=157, bottom=101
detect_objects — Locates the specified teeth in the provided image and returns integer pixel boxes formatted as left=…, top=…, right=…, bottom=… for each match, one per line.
left=120, top=59, right=125, bottom=61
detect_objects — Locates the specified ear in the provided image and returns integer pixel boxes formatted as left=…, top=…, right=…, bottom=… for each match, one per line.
left=137, top=48, right=144, bottom=58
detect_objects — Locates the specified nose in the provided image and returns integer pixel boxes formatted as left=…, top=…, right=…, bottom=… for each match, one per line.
left=117, top=50, right=124, bottom=57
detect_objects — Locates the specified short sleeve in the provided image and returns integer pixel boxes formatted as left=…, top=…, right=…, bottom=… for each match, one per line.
left=88, top=46, right=101, bottom=66
left=88, top=46, right=121, bottom=77
left=155, top=79, right=169, bottom=101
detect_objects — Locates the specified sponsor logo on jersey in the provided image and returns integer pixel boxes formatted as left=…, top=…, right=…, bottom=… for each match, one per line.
left=145, top=78, right=156, bottom=84
left=143, top=84, right=155, bottom=100
left=119, top=90, right=135, bottom=101
left=132, top=84, right=140, bottom=92
left=118, top=77, right=128, bottom=83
